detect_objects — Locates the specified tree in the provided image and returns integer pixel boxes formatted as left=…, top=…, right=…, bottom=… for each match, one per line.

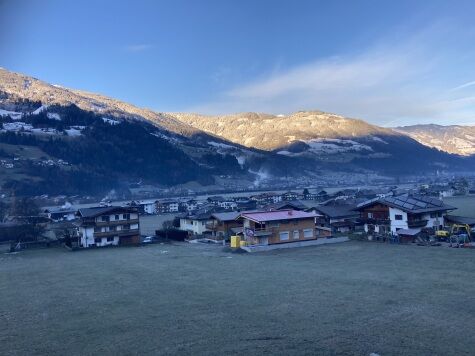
left=9, top=197, right=40, bottom=217
left=0, top=201, right=8, bottom=222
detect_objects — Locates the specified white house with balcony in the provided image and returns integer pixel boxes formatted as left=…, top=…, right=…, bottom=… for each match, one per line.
left=356, top=194, right=455, bottom=235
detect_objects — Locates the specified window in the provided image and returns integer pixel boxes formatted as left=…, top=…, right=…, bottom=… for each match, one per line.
left=293, top=230, right=300, bottom=240
left=279, top=231, right=289, bottom=241
left=107, top=237, right=114, bottom=242
left=94, top=226, right=101, bottom=232
left=368, top=212, right=373, bottom=218
left=109, top=226, right=116, bottom=231
left=123, top=224, right=130, bottom=230
left=303, top=229, right=313, bottom=238
left=395, top=214, right=403, bottom=220
left=115, top=214, right=120, bottom=220
left=94, top=238, right=101, bottom=244
left=101, top=215, right=110, bottom=222
left=123, top=213, right=130, bottom=220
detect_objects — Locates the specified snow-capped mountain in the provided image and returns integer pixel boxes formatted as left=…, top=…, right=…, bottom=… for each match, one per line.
left=395, top=124, right=475, bottom=156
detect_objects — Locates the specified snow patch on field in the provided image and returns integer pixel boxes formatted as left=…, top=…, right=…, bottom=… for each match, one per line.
left=65, top=128, right=82, bottom=136
left=306, top=138, right=373, bottom=154
left=277, top=138, right=373, bottom=156
left=31, top=105, right=49, bottom=115
left=102, top=117, right=119, bottom=125
left=47, top=112, right=61, bottom=120
left=276, top=150, right=294, bottom=156
left=2, top=122, right=33, bottom=131
left=0, top=108, right=22, bottom=119
left=372, top=136, right=388, bottom=144
left=31, top=128, right=59, bottom=135
left=208, top=141, right=234, bottom=149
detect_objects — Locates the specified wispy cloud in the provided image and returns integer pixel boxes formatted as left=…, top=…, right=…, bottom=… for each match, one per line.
left=450, top=80, right=475, bottom=92
left=124, top=44, right=154, bottom=52
left=189, top=25, right=475, bottom=126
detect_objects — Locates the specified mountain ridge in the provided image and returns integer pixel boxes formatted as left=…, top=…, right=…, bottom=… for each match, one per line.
left=0, top=67, right=474, bottom=196
left=395, top=124, right=475, bottom=156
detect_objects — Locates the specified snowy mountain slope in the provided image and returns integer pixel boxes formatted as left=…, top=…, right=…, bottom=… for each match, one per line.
left=169, top=111, right=398, bottom=151
left=395, top=124, right=475, bottom=156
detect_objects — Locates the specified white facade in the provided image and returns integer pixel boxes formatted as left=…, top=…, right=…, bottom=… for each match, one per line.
left=79, top=211, right=139, bottom=248
left=140, top=201, right=157, bottom=214
left=182, top=200, right=198, bottom=211
left=389, top=207, right=409, bottom=234
left=422, top=212, right=444, bottom=229
left=179, top=218, right=212, bottom=235
left=157, top=201, right=179, bottom=213
left=218, top=201, right=237, bottom=210
left=388, top=207, right=445, bottom=234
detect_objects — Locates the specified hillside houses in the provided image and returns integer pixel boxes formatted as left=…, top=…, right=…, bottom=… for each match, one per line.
left=355, top=194, right=456, bottom=235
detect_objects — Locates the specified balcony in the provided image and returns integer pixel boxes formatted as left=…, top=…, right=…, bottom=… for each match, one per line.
left=205, top=222, right=219, bottom=230
left=357, top=217, right=390, bottom=225
left=93, top=229, right=139, bottom=238
left=407, top=219, right=428, bottom=228
left=249, top=227, right=274, bottom=237
left=93, top=219, right=139, bottom=227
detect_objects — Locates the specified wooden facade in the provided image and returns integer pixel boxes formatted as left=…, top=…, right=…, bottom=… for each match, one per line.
left=239, top=211, right=318, bottom=245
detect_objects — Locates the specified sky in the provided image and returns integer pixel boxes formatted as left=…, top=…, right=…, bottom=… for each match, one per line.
left=1, top=0, right=475, bottom=126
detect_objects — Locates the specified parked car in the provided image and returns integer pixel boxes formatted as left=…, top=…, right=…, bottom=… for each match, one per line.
left=142, top=236, right=154, bottom=244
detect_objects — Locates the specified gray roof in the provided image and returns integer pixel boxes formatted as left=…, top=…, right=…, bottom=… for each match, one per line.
left=211, top=211, right=241, bottom=222
left=264, top=200, right=308, bottom=211
left=312, top=205, right=359, bottom=219
left=77, top=206, right=134, bottom=218
left=357, top=194, right=455, bottom=214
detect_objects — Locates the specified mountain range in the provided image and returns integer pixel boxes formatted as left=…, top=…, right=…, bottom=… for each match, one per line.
left=0, top=68, right=474, bottom=196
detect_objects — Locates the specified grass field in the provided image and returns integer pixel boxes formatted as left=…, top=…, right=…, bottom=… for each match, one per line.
left=1, top=241, right=475, bottom=355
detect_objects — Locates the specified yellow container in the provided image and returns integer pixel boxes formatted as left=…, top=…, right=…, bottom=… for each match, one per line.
left=240, top=240, right=247, bottom=247
left=230, top=235, right=241, bottom=248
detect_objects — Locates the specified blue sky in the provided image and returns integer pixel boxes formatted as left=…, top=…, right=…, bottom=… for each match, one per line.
left=1, top=0, right=475, bottom=126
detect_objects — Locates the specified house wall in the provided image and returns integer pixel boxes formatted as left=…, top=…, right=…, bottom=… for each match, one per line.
left=79, top=210, right=140, bottom=248
left=143, top=203, right=156, bottom=214
left=360, top=204, right=389, bottom=219
left=244, top=218, right=316, bottom=245
left=389, top=207, right=408, bottom=234
left=80, top=226, right=95, bottom=247
left=212, top=220, right=242, bottom=238
left=179, top=218, right=212, bottom=235
left=94, top=212, right=139, bottom=223
left=422, top=212, right=445, bottom=229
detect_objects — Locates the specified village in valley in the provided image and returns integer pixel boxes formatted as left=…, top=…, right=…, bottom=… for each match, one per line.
left=2, top=175, right=474, bottom=253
